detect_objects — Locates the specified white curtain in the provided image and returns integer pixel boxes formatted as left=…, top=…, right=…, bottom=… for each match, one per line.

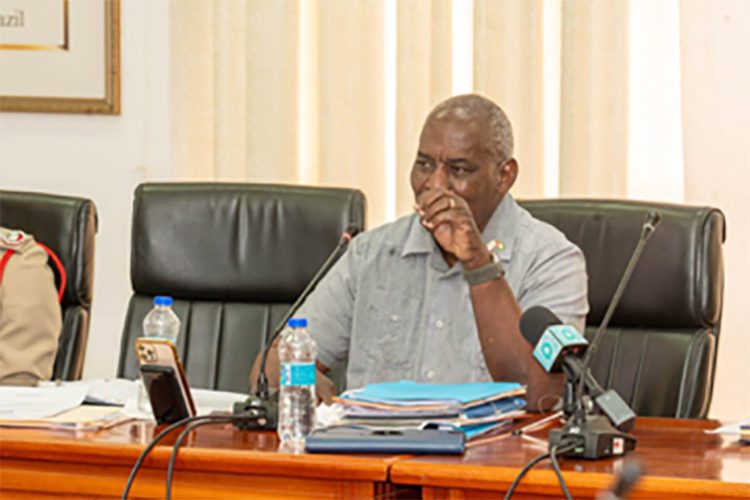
left=680, top=0, right=750, bottom=420
left=168, top=0, right=749, bottom=419
left=559, top=0, right=630, bottom=197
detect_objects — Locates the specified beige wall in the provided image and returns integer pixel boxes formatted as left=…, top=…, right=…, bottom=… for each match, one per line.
left=681, top=0, right=750, bottom=419
left=0, top=0, right=172, bottom=381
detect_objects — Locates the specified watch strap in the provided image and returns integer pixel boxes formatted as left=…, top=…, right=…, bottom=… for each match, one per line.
left=463, top=253, right=505, bottom=286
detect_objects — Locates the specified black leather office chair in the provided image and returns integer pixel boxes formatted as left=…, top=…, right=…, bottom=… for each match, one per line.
left=117, top=183, right=366, bottom=393
left=519, top=199, right=725, bottom=418
left=0, top=190, right=98, bottom=380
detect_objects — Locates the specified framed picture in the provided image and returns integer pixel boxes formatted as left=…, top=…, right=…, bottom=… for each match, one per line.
left=0, top=0, right=120, bottom=114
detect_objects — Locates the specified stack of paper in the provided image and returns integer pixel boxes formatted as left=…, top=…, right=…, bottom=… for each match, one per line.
left=0, top=379, right=251, bottom=430
left=0, top=385, right=89, bottom=420
left=335, top=381, right=527, bottom=439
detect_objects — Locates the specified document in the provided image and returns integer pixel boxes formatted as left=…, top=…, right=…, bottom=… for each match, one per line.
left=40, top=378, right=138, bottom=406
left=41, top=379, right=248, bottom=419
left=330, top=381, right=528, bottom=442
left=706, top=418, right=750, bottom=435
left=0, top=379, right=249, bottom=430
left=1, top=405, right=133, bottom=431
left=0, top=385, right=88, bottom=420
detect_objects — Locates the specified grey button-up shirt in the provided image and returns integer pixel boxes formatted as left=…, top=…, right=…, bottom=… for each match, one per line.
left=296, top=194, right=589, bottom=390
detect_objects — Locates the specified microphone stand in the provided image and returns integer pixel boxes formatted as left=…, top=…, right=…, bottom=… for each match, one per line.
left=232, top=228, right=357, bottom=430
left=549, top=211, right=661, bottom=459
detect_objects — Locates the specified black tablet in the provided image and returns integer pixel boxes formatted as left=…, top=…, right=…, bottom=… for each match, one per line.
left=305, top=426, right=465, bottom=454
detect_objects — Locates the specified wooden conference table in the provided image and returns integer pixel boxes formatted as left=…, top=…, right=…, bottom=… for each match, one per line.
left=390, top=417, right=750, bottom=499
left=0, top=417, right=748, bottom=499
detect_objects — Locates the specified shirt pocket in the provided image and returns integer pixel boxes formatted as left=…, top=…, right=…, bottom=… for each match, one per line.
left=359, top=288, right=421, bottom=380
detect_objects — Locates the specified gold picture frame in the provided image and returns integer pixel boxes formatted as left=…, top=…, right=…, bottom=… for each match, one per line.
left=0, top=0, right=120, bottom=114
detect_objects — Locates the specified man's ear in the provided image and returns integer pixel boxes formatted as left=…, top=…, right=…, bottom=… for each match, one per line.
left=496, top=158, right=518, bottom=194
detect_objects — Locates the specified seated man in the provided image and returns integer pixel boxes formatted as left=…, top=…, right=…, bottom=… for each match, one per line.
left=252, top=94, right=588, bottom=410
left=0, top=227, right=62, bottom=386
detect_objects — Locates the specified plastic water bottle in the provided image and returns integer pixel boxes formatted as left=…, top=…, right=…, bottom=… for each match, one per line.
left=143, top=295, right=181, bottom=342
left=277, top=317, right=317, bottom=447
left=137, top=296, right=180, bottom=413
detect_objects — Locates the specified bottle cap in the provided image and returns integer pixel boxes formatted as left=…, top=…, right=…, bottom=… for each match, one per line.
left=154, top=295, right=173, bottom=307
left=287, top=318, right=308, bottom=328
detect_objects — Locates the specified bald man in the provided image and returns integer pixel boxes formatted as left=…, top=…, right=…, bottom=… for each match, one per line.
left=253, top=94, right=588, bottom=410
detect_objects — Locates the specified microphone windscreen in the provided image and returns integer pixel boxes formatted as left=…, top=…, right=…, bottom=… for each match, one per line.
left=647, top=210, right=662, bottom=228
left=519, top=306, right=562, bottom=346
left=612, top=461, right=643, bottom=496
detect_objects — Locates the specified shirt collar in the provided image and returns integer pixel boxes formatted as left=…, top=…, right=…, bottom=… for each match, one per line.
left=401, top=215, right=436, bottom=257
left=401, top=193, right=519, bottom=264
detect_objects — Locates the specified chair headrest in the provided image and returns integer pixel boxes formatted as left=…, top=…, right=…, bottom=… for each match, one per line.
left=0, top=190, right=97, bottom=308
left=520, top=199, right=725, bottom=329
left=131, top=183, right=366, bottom=302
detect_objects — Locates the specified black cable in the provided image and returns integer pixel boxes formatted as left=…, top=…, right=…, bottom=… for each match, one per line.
left=165, top=416, right=234, bottom=500
left=549, top=444, right=573, bottom=500
left=503, top=451, right=550, bottom=500
left=504, top=439, right=579, bottom=500
left=256, top=230, right=354, bottom=398
left=121, top=415, right=206, bottom=500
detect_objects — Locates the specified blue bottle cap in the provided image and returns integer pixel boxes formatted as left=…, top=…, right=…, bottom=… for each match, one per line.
left=287, top=318, right=308, bottom=328
left=154, top=295, right=173, bottom=306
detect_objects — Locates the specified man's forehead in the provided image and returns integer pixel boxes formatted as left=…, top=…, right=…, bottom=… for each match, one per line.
left=419, top=115, right=489, bottom=152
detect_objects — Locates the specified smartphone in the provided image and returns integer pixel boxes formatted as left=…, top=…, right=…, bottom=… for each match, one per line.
left=135, top=338, right=196, bottom=424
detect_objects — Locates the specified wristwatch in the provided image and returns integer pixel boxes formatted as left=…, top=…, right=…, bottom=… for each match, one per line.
left=463, top=240, right=505, bottom=286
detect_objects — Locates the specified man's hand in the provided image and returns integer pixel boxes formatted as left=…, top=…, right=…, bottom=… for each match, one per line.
left=316, top=370, right=337, bottom=405
left=415, top=188, right=491, bottom=269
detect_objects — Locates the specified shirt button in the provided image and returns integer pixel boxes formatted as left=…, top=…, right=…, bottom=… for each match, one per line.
left=435, top=320, right=444, bottom=328
left=426, top=370, right=435, bottom=380
left=390, top=314, right=399, bottom=322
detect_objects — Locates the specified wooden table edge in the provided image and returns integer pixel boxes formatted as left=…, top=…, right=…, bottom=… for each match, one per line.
left=0, top=433, right=401, bottom=482
left=389, top=460, right=750, bottom=498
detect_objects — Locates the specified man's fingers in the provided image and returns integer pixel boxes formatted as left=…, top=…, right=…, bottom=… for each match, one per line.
left=415, top=188, right=451, bottom=213
left=420, top=196, right=459, bottom=224
left=420, top=206, right=469, bottom=230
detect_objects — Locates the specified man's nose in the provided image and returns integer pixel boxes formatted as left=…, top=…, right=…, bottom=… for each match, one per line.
left=425, top=163, right=451, bottom=191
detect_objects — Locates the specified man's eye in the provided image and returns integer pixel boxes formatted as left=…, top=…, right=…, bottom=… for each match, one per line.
left=450, top=166, right=469, bottom=175
left=415, top=160, right=433, bottom=170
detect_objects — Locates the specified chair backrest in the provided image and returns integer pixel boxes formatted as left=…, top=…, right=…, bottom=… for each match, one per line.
left=519, top=199, right=725, bottom=418
left=117, top=183, right=366, bottom=393
left=0, top=190, right=98, bottom=380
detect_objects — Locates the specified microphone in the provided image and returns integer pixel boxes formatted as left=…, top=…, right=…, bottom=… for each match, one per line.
left=521, top=306, right=589, bottom=373
left=574, top=210, right=662, bottom=420
left=520, top=210, right=661, bottom=459
left=519, top=307, right=636, bottom=431
left=233, top=224, right=361, bottom=430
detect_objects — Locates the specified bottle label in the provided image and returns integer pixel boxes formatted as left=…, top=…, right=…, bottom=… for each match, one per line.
left=147, top=336, right=176, bottom=344
left=280, top=362, right=316, bottom=387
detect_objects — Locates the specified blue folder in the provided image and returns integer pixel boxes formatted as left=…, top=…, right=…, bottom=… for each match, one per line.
left=342, top=380, right=524, bottom=407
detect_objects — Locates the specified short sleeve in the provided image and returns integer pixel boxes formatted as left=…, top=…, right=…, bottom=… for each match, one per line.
left=294, top=236, right=363, bottom=370
left=516, top=241, right=589, bottom=334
